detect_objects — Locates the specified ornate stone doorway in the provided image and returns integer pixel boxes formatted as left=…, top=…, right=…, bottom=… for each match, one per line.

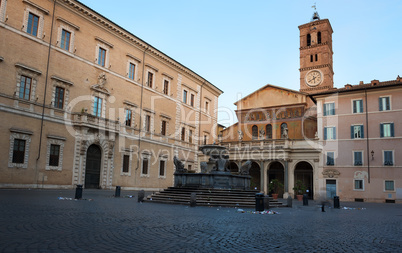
left=294, top=161, right=314, bottom=199
left=249, top=161, right=261, bottom=191
left=85, top=144, right=102, bottom=189
left=268, top=161, right=285, bottom=197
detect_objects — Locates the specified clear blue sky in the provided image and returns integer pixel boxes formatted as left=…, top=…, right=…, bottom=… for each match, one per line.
left=79, top=0, right=402, bottom=127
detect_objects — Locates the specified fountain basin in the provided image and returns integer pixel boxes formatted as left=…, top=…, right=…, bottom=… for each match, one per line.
left=174, top=172, right=251, bottom=190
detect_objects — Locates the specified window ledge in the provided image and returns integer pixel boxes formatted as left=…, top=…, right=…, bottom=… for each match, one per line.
left=23, top=0, right=49, bottom=15
left=10, top=128, right=33, bottom=135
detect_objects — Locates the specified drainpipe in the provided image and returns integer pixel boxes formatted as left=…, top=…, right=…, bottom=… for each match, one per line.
left=135, top=46, right=149, bottom=174
left=35, top=0, right=57, bottom=188
left=198, top=81, right=205, bottom=146
left=365, top=88, right=370, bottom=183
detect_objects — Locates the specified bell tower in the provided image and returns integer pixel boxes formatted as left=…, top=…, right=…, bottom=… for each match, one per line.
left=299, top=11, right=334, bottom=93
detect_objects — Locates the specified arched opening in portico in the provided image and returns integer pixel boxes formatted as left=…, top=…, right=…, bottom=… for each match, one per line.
left=294, top=161, right=314, bottom=199
left=228, top=162, right=239, bottom=174
left=249, top=161, right=261, bottom=191
left=268, top=161, right=284, bottom=197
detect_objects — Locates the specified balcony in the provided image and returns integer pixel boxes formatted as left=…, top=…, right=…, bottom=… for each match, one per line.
left=71, top=112, right=120, bottom=133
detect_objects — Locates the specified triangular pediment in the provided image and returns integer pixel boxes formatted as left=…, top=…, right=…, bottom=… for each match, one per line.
left=234, top=84, right=307, bottom=110
left=91, top=84, right=110, bottom=95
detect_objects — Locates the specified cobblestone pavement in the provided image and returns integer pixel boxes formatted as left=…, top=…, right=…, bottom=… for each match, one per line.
left=0, top=189, right=401, bottom=253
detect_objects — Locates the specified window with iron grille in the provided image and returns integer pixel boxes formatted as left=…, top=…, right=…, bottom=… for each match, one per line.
left=122, top=155, right=130, bottom=173
left=159, top=160, right=165, bottom=177
left=49, top=144, right=60, bottom=166
left=142, top=157, right=149, bottom=175
left=54, top=87, right=65, bottom=109
left=12, top=139, right=26, bottom=164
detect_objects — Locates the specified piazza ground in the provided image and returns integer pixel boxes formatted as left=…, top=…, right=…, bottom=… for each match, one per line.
left=0, top=189, right=401, bottom=252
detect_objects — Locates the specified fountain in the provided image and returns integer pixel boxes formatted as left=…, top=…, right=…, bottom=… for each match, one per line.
left=173, top=145, right=251, bottom=190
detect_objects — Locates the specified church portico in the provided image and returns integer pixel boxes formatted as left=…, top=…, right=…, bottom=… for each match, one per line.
left=221, top=139, right=321, bottom=198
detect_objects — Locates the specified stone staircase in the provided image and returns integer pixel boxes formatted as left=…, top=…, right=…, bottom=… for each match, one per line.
left=145, top=187, right=286, bottom=208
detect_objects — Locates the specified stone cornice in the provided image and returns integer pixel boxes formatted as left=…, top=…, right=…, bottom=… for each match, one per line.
left=299, top=41, right=332, bottom=52
left=298, top=19, right=333, bottom=34
left=60, top=0, right=223, bottom=95
left=10, top=127, right=33, bottom=135
left=126, top=53, right=141, bottom=63
left=47, top=135, right=67, bottom=141
left=15, top=63, right=42, bottom=75
left=51, top=75, right=74, bottom=86
left=300, top=64, right=334, bottom=74
left=23, top=0, right=50, bottom=15
left=56, top=16, right=80, bottom=30
left=95, top=36, right=114, bottom=48
left=123, top=100, right=138, bottom=108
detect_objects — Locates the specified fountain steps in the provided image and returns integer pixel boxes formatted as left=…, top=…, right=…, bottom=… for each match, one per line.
left=146, top=187, right=286, bottom=208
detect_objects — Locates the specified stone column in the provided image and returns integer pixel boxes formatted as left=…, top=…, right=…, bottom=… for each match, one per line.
left=262, top=160, right=268, bottom=195
left=284, top=160, right=289, bottom=192
left=259, top=160, right=264, bottom=193
left=282, top=160, right=290, bottom=199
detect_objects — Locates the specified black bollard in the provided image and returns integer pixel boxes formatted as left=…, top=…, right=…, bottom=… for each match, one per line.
left=321, top=202, right=326, bottom=212
left=115, top=186, right=121, bottom=197
left=138, top=190, right=145, bottom=202
left=334, top=196, right=340, bottom=208
left=190, top=192, right=197, bottom=207
left=75, top=184, right=83, bottom=199
left=303, top=194, right=308, bottom=206
left=287, top=196, right=293, bottom=208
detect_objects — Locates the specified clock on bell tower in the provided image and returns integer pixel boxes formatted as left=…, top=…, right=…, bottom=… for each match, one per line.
left=299, top=12, right=334, bottom=93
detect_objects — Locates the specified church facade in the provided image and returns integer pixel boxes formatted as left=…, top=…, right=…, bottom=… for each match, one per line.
left=220, top=13, right=401, bottom=203
left=0, top=0, right=222, bottom=190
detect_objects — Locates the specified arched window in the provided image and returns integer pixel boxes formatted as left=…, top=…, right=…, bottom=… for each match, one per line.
left=307, top=34, right=311, bottom=46
left=266, top=124, right=272, bottom=139
left=281, top=123, right=288, bottom=139
left=317, top=32, right=321, bottom=44
left=252, top=125, right=258, bottom=139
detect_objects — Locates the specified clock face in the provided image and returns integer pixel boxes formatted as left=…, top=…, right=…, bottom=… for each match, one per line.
left=305, top=70, right=323, bottom=87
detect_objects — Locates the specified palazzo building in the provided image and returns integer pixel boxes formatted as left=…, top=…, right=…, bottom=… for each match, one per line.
left=220, top=12, right=401, bottom=202
left=312, top=78, right=402, bottom=202
left=0, top=0, right=222, bottom=190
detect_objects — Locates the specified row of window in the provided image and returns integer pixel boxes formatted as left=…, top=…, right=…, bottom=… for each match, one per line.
left=306, top=32, right=322, bottom=46
left=122, top=154, right=167, bottom=178
left=251, top=123, right=287, bottom=139
left=323, top=96, right=391, bottom=116
left=354, top=179, right=395, bottom=191
left=21, top=9, right=213, bottom=114
left=11, top=137, right=63, bottom=170
left=123, top=154, right=193, bottom=177
left=324, top=123, right=394, bottom=140
left=326, top=150, right=394, bottom=166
